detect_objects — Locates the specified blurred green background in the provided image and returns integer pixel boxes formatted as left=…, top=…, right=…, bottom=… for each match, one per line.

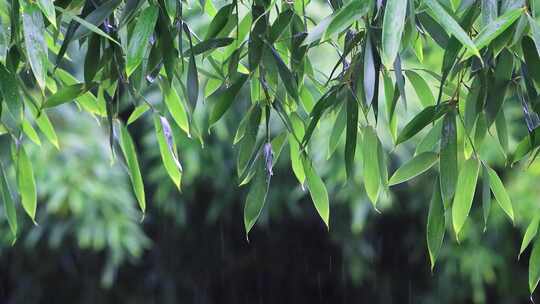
left=2, top=1, right=540, bottom=303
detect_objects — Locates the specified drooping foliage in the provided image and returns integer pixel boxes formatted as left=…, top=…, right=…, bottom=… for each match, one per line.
left=1, top=0, right=540, bottom=293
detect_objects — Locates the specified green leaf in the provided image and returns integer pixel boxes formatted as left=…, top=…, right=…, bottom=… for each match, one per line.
left=56, top=7, right=121, bottom=46
left=290, top=114, right=306, bottom=186
left=302, top=156, right=330, bottom=229
left=264, top=41, right=299, bottom=101
left=160, top=80, right=190, bottom=136
left=523, top=35, right=540, bottom=89
left=70, top=0, right=122, bottom=41
left=439, top=111, right=457, bottom=206
left=127, top=104, right=150, bottom=125
left=244, top=159, right=271, bottom=237
left=0, top=64, right=23, bottom=121
left=0, top=161, right=17, bottom=239
left=16, top=145, right=37, bottom=222
left=22, top=119, right=42, bottom=146
left=209, top=74, right=248, bottom=126
left=471, top=8, right=524, bottom=54
left=269, top=9, right=294, bottom=42
left=118, top=123, right=146, bottom=212
left=520, top=215, right=540, bottom=259
left=43, top=83, right=95, bottom=108
left=495, top=109, right=509, bottom=155
left=126, top=6, right=159, bottom=76
left=415, top=120, right=443, bottom=155
left=405, top=70, right=435, bottom=107
left=345, top=92, right=358, bottom=179
left=328, top=103, right=346, bottom=158
left=363, top=127, right=381, bottom=207
left=153, top=115, right=182, bottom=190
left=205, top=3, right=233, bottom=39
left=37, top=0, right=56, bottom=27
left=324, top=0, right=370, bottom=39
left=35, top=111, right=59, bottom=149
left=389, top=152, right=439, bottom=186
left=396, top=103, right=452, bottom=145
left=381, top=0, right=408, bottom=67
left=427, top=178, right=445, bottom=270
left=424, top=0, right=480, bottom=59
left=452, top=157, right=480, bottom=238
left=482, top=164, right=491, bottom=230
left=186, top=38, right=235, bottom=56
left=486, top=166, right=514, bottom=223
left=185, top=26, right=199, bottom=108
left=530, top=237, right=540, bottom=294
left=22, top=2, right=48, bottom=90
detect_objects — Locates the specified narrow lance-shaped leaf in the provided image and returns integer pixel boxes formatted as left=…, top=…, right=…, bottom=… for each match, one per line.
left=405, top=70, right=435, bottom=107
left=328, top=103, right=347, bottom=158
left=302, top=156, right=330, bottom=229
left=467, top=7, right=524, bottom=57
left=185, top=38, right=235, bottom=56
left=264, top=40, right=299, bottom=102
left=439, top=110, right=457, bottom=207
left=0, top=162, right=17, bottom=239
left=126, top=6, right=159, bottom=76
left=184, top=24, right=199, bottom=108
left=396, top=103, right=452, bottom=145
left=482, top=164, right=491, bottom=231
left=345, top=91, right=358, bottom=179
left=244, top=158, right=271, bottom=238
left=424, top=0, right=480, bottom=59
left=209, top=73, right=249, bottom=126
left=0, top=64, right=23, bottom=121
left=118, top=123, right=146, bottom=213
left=70, top=0, right=123, bottom=40
left=427, top=178, right=445, bottom=270
left=530, top=237, right=540, bottom=294
left=381, top=0, right=408, bottom=67
left=363, top=127, right=381, bottom=207
left=486, top=166, right=515, bottom=223
left=520, top=215, right=540, bottom=259
left=37, top=0, right=56, bottom=27
left=452, top=157, right=480, bottom=239
left=160, top=80, right=190, bottom=136
left=43, top=83, right=96, bottom=108
left=324, top=0, right=371, bottom=39
left=22, top=2, right=48, bottom=90
left=363, top=34, right=376, bottom=106
left=16, top=145, right=37, bottom=223
left=389, top=152, right=439, bottom=186
left=153, top=115, right=182, bottom=189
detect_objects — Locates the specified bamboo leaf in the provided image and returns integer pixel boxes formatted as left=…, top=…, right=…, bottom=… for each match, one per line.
left=452, top=157, right=480, bottom=238
left=424, top=0, right=480, bottom=59
left=160, top=80, right=190, bottom=136
left=405, top=70, right=435, bottom=107
left=427, top=178, right=445, bottom=270
left=520, top=215, right=540, bottom=259
left=153, top=115, right=182, bottom=189
left=345, top=91, right=358, bottom=179
left=37, top=0, right=56, bottom=27
left=0, top=162, right=17, bottom=239
left=530, top=237, right=540, bottom=294
left=16, top=145, right=37, bottom=222
left=209, top=74, right=248, bottom=126
left=324, top=0, right=370, bottom=39
left=126, top=6, right=159, bottom=76
left=381, top=0, right=408, bottom=67
left=302, top=156, right=330, bottom=229
left=389, top=152, right=439, bottom=186
left=43, top=83, right=95, bottom=108
left=363, top=127, right=381, bottom=207
left=396, top=103, right=451, bottom=145
left=244, top=159, right=271, bottom=237
left=22, top=2, right=48, bottom=90
left=439, top=111, right=457, bottom=206
left=486, top=166, right=514, bottom=223
left=118, top=123, right=146, bottom=212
